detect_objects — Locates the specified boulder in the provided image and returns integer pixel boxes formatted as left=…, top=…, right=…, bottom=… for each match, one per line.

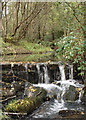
left=59, top=110, right=84, bottom=118
left=63, top=85, right=79, bottom=101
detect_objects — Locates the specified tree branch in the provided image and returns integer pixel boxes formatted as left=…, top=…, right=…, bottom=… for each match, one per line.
left=11, top=3, right=38, bottom=37
left=66, top=2, right=84, bottom=32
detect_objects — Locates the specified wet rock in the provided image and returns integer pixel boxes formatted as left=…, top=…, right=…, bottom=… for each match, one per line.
left=63, top=85, right=79, bottom=101
left=48, top=64, right=61, bottom=82
left=13, top=81, right=25, bottom=91
left=59, top=110, right=84, bottom=118
left=2, top=64, right=11, bottom=71
left=46, top=92, right=57, bottom=101
left=65, top=65, right=70, bottom=80
left=28, top=64, right=39, bottom=84
left=81, top=86, right=86, bottom=105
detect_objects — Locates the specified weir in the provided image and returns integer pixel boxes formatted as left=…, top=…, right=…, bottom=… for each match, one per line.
left=1, top=62, right=84, bottom=119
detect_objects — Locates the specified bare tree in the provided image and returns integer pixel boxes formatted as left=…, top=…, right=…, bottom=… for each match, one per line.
left=4, top=2, right=7, bottom=42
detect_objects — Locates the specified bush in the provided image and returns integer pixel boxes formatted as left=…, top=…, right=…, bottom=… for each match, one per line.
left=55, top=31, right=85, bottom=77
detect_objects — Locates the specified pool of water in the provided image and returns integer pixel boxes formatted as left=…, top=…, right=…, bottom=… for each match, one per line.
left=24, top=99, right=84, bottom=119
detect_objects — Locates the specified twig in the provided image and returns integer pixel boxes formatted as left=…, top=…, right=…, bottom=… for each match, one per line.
left=35, top=91, right=42, bottom=97
left=2, top=74, right=32, bottom=85
left=4, top=112, right=27, bottom=116
left=0, top=95, right=16, bottom=103
left=66, top=2, right=84, bottom=32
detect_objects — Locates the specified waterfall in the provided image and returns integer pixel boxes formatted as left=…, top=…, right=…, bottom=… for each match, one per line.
left=34, top=63, right=84, bottom=104
left=43, top=64, right=50, bottom=84
left=25, top=63, right=28, bottom=81
left=36, top=63, right=50, bottom=84
left=36, top=63, right=43, bottom=83
left=69, top=65, right=73, bottom=79
left=59, top=65, right=66, bottom=81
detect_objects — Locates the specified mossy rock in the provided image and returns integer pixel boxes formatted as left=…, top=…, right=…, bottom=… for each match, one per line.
left=81, top=86, right=86, bottom=104
left=5, top=87, right=47, bottom=114
left=63, top=85, right=79, bottom=101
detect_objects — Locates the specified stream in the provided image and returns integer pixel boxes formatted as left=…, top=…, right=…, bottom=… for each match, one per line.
left=28, top=63, right=84, bottom=119
left=1, top=61, right=85, bottom=119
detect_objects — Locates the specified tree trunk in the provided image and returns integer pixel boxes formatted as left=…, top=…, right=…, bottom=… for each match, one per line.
left=83, top=2, right=86, bottom=85
left=38, top=24, right=41, bottom=39
left=4, top=2, right=7, bottom=43
left=64, top=28, right=67, bottom=37
left=52, top=30, right=54, bottom=41
left=16, top=2, right=20, bottom=28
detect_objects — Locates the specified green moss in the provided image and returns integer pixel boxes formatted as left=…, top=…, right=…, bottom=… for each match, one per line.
left=2, top=40, right=52, bottom=55
left=5, top=88, right=47, bottom=114
left=83, top=87, right=86, bottom=95
left=2, top=53, right=52, bottom=62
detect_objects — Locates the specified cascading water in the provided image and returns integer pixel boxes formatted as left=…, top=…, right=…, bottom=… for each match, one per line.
left=3, top=62, right=84, bottom=119
left=36, top=63, right=44, bottom=83
left=59, top=65, right=66, bottom=81
left=43, top=64, right=50, bottom=84
left=36, top=63, right=49, bottom=84
left=31, top=63, right=84, bottom=118
left=69, top=64, right=73, bottom=79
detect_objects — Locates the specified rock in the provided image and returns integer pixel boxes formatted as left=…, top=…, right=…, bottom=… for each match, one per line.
left=5, top=87, right=47, bottom=114
left=81, top=86, right=86, bottom=105
left=63, top=85, right=79, bottom=101
left=13, top=81, right=25, bottom=94
left=59, top=110, right=84, bottom=118
left=2, top=82, right=16, bottom=99
left=46, top=92, right=57, bottom=101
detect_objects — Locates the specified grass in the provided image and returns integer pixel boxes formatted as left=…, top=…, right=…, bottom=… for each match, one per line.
left=1, top=39, right=53, bottom=62
left=2, top=40, right=52, bottom=55
left=19, top=40, right=52, bottom=53
left=2, top=53, right=52, bottom=62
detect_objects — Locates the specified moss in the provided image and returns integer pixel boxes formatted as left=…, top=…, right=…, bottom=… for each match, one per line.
left=5, top=88, right=47, bottom=114
left=2, top=41, right=52, bottom=55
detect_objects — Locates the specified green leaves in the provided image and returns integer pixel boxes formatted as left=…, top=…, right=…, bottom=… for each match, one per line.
left=55, top=30, right=85, bottom=76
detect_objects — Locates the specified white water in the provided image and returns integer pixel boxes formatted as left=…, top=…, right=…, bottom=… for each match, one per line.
left=35, top=64, right=84, bottom=102
left=36, top=63, right=43, bottom=83
left=43, top=64, right=50, bottom=84
left=31, top=63, right=84, bottom=118
left=33, top=83, right=62, bottom=92
left=59, top=65, right=66, bottom=81
left=69, top=65, right=73, bottom=79
left=36, top=63, right=50, bottom=84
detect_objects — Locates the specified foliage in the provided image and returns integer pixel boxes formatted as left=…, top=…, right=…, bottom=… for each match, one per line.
left=0, top=110, right=10, bottom=120
left=56, top=31, right=85, bottom=76
left=2, top=40, right=52, bottom=55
